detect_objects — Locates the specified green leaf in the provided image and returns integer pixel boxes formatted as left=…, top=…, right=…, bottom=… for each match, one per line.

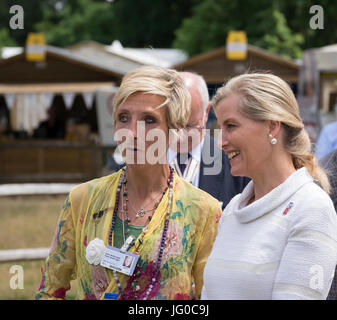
left=171, top=211, right=182, bottom=219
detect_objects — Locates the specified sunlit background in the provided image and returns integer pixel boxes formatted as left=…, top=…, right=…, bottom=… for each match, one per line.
left=0, top=0, right=337, bottom=299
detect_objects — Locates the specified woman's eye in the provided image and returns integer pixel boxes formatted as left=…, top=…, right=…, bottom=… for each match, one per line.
left=118, top=114, right=128, bottom=122
left=227, top=123, right=236, bottom=129
left=144, top=117, right=156, bottom=124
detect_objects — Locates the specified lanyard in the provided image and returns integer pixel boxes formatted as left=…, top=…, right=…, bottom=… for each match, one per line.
left=173, top=156, right=200, bottom=184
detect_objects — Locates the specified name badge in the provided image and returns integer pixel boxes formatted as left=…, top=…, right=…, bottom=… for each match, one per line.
left=100, top=246, right=139, bottom=276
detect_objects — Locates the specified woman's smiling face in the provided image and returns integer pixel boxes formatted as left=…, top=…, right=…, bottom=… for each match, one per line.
left=215, top=94, right=272, bottom=178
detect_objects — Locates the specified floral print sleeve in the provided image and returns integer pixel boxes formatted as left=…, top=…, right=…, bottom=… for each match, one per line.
left=192, top=200, right=221, bottom=299
left=35, top=194, right=76, bottom=300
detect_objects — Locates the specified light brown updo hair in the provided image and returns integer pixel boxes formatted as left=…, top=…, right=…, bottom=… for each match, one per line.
left=113, top=65, right=191, bottom=130
left=212, top=73, right=330, bottom=193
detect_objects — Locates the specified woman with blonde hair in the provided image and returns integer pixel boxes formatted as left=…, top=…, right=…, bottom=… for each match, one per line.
left=202, top=73, right=337, bottom=300
left=36, top=66, right=221, bottom=300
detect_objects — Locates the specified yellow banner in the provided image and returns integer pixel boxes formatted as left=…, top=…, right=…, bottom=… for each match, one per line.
left=26, top=33, right=46, bottom=61
left=226, top=31, right=247, bottom=60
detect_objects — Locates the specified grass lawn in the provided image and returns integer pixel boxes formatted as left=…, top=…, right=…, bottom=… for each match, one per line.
left=0, top=194, right=77, bottom=300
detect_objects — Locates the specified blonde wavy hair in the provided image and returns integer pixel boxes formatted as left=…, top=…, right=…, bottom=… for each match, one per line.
left=212, top=73, right=330, bottom=193
left=113, top=65, right=191, bottom=130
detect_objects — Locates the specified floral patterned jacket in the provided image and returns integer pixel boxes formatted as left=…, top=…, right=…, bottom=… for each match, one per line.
left=35, top=169, right=221, bottom=300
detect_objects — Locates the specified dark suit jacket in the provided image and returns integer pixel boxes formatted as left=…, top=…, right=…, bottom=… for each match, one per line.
left=320, top=149, right=337, bottom=300
left=198, top=134, right=250, bottom=210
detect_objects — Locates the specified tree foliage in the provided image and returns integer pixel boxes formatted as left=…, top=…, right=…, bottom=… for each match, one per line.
left=173, top=0, right=307, bottom=59
left=0, top=0, right=336, bottom=60
left=0, top=28, right=17, bottom=58
left=109, top=0, right=196, bottom=48
left=253, top=9, right=304, bottom=59
left=34, top=0, right=196, bottom=48
left=174, top=0, right=337, bottom=58
left=34, top=0, right=115, bottom=47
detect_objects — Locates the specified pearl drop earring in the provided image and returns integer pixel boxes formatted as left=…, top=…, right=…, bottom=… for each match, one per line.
left=269, top=134, right=277, bottom=145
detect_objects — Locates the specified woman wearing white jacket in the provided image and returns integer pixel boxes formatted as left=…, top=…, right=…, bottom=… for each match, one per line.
left=202, top=73, right=337, bottom=300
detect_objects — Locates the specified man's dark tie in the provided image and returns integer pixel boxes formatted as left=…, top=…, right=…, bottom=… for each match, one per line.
left=177, top=152, right=190, bottom=174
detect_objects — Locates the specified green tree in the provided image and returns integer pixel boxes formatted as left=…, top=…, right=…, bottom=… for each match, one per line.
left=110, top=0, right=195, bottom=48
left=0, top=28, right=17, bottom=46
left=35, top=0, right=115, bottom=47
left=0, top=28, right=18, bottom=58
left=279, top=0, right=337, bottom=50
left=1, top=0, right=336, bottom=56
left=34, top=0, right=196, bottom=48
left=253, top=9, right=304, bottom=59
left=173, top=0, right=304, bottom=59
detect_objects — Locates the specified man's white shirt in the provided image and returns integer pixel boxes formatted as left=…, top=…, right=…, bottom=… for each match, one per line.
left=167, top=138, right=205, bottom=188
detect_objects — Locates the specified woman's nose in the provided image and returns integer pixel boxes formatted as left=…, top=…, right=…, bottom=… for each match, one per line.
left=217, top=130, right=228, bottom=150
left=127, top=119, right=139, bottom=138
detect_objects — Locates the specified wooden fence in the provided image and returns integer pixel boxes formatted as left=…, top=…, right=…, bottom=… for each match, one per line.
left=0, top=248, right=49, bottom=262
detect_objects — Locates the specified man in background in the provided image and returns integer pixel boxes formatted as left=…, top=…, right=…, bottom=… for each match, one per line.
left=167, top=71, right=249, bottom=210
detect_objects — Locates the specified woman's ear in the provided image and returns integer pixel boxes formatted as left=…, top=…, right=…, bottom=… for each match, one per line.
left=268, top=120, right=281, bottom=137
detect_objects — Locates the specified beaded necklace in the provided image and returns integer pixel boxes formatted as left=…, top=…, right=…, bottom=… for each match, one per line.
left=108, top=166, right=174, bottom=300
left=122, top=177, right=168, bottom=235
